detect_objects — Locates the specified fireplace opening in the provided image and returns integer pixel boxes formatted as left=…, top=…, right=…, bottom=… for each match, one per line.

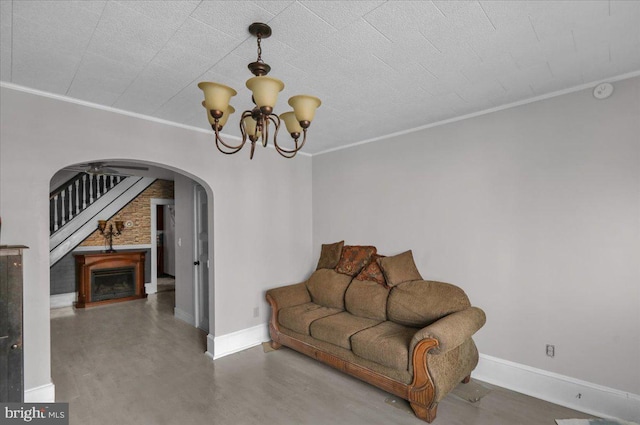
left=91, top=266, right=136, bottom=302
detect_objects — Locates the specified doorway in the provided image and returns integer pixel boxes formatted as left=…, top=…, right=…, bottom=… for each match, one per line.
left=150, top=198, right=175, bottom=296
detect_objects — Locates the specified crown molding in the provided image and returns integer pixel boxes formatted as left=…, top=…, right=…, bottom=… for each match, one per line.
left=0, top=81, right=312, bottom=158
left=4, top=70, right=639, bottom=160
left=312, top=70, right=640, bottom=157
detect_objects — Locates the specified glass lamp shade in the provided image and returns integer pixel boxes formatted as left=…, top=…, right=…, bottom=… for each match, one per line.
left=243, top=116, right=262, bottom=139
left=289, top=95, right=321, bottom=123
left=202, top=101, right=235, bottom=128
left=279, top=111, right=303, bottom=135
left=245, top=76, right=284, bottom=109
left=198, top=82, right=237, bottom=112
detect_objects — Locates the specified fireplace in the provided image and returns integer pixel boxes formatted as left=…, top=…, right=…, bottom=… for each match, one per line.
left=74, top=251, right=146, bottom=308
left=91, top=266, right=136, bottom=302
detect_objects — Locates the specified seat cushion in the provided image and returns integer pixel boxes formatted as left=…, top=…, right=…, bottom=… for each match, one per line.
left=344, top=279, right=389, bottom=321
left=306, top=269, right=353, bottom=309
left=310, top=312, right=381, bottom=350
left=278, top=302, right=341, bottom=335
left=351, top=321, right=418, bottom=371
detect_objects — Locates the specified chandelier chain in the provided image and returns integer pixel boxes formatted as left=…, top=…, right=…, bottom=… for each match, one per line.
left=256, top=35, right=263, bottom=63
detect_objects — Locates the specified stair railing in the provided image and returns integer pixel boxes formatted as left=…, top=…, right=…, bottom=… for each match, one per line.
left=50, top=173, right=124, bottom=235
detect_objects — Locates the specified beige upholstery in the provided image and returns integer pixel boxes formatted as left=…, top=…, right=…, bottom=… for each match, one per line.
left=387, top=280, right=471, bottom=328
left=278, top=302, right=341, bottom=335
left=351, top=321, right=418, bottom=370
left=310, top=312, right=380, bottom=349
left=345, top=279, right=389, bottom=321
left=306, top=269, right=353, bottom=309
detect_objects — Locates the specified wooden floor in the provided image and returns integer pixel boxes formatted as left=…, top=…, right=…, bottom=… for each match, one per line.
left=51, top=290, right=592, bottom=425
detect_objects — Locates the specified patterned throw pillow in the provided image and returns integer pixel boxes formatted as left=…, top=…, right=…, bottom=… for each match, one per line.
left=377, top=250, right=422, bottom=287
left=354, top=254, right=387, bottom=286
left=335, top=245, right=377, bottom=277
left=316, top=241, right=345, bottom=270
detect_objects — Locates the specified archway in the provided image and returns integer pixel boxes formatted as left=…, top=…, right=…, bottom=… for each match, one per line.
left=48, top=159, right=215, bottom=338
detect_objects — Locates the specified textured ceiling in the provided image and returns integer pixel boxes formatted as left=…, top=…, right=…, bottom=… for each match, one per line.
left=1, top=1, right=639, bottom=154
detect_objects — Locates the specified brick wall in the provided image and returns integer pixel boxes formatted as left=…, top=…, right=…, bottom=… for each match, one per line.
left=80, top=179, right=174, bottom=247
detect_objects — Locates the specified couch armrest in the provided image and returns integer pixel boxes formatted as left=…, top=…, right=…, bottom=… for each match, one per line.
left=410, top=307, right=486, bottom=356
left=266, top=282, right=311, bottom=311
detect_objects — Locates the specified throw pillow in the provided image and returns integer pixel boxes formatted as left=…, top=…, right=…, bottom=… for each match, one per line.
left=335, top=245, right=377, bottom=276
left=316, top=240, right=344, bottom=270
left=377, top=250, right=422, bottom=287
left=354, top=254, right=387, bottom=286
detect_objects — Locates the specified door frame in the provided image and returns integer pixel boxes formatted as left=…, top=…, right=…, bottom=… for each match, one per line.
left=148, top=198, right=175, bottom=295
left=193, top=184, right=209, bottom=332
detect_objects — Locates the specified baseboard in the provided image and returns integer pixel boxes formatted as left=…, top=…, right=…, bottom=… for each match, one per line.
left=474, top=353, right=640, bottom=423
left=24, top=382, right=55, bottom=402
left=50, top=292, right=76, bottom=309
left=144, top=282, right=156, bottom=295
left=174, top=307, right=195, bottom=326
left=210, top=323, right=269, bottom=360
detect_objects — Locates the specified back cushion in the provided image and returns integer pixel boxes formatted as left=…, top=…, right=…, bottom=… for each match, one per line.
left=387, top=280, right=471, bottom=328
left=345, top=280, right=389, bottom=321
left=306, top=269, right=353, bottom=310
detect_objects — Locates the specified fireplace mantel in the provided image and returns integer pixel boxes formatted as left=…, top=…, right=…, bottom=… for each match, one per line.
left=74, top=251, right=146, bottom=308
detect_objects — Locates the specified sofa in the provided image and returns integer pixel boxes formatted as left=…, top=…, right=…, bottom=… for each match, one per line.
left=266, top=242, right=486, bottom=423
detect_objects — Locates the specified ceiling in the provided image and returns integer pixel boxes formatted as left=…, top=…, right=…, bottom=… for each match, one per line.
left=1, top=1, right=639, bottom=154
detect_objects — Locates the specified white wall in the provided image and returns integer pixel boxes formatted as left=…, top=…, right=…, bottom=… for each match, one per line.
left=0, top=86, right=313, bottom=397
left=312, top=76, right=640, bottom=395
left=173, top=175, right=195, bottom=323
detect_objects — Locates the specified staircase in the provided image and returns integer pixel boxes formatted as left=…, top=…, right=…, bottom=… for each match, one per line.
left=49, top=173, right=156, bottom=266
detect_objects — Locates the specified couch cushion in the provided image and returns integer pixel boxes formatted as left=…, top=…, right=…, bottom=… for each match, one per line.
left=387, top=280, right=471, bottom=328
left=351, top=321, right=418, bottom=371
left=377, top=250, right=422, bottom=287
left=310, top=312, right=381, bottom=350
left=354, top=254, right=386, bottom=286
left=316, top=240, right=344, bottom=270
left=306, top=269, right=353, bottom=309
left=335, top=245, right=377, bottom=277
left=344, top=279, right=389, bottom=321
left=278, top=302, right=341, bottom=335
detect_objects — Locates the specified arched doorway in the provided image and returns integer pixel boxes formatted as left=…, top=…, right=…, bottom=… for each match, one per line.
left=48, top=159, right=214, bottom=336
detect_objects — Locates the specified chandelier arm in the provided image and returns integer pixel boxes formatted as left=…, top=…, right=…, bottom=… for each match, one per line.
left=250, top=140, right=257, bottom=160
left=274, top=141, right=298, bottom=158
left=274, top=132, right=299, bottom=158
left=212, top=116, right=248, bottom=152
left=266, top=114, right=283, bottom=150
left=262, top=116, right=269, bottom=148
left=273, top=128, right=307, bottom=154
left=275, top=149, right=297, bottom=159
left=215, top=138, right=244, bottom=155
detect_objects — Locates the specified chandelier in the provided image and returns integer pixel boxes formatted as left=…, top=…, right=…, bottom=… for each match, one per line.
left=198, top=23, right=321, bottom=159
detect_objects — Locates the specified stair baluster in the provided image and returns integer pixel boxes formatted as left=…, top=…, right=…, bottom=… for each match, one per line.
left=89, top=175, right=94, bottom=203
left=67, top=186, right=73, bottom=220
left=75, top=180, right=80, bottom=215
left=96, top=175, right=102, bottom=199
left=82, top=174, right=88, bottom=209
left=60, top=190, right=66, bottom=227
left=53, top=194, right=59, bottom=232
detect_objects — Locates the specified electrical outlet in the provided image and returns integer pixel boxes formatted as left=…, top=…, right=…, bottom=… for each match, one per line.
left=546, top=344, right=555, bottom=358
left=253, top=307, right=259, bottom=318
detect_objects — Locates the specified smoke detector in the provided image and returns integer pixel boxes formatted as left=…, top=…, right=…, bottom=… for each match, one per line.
left=593, top=82, right=614, bottom=100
